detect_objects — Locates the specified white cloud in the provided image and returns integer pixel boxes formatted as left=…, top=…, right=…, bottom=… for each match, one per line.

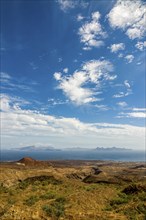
left=0, top=72, right=11, bottom=80
left=117, top=112, right=146, bottom=118
left=0, top=72, right=37, bottom=93
left=58, top=0, right=76, bottom=12
left=125, top=55, right=134, bottom=63
left=118, top=53, right=123, bottom=58
left=108, top=0, right=146, bottom=40
left=63, top=68, right=69, bottom=73
left=78, top=11, right=106, bottom=50
left=54, top=60, right=117, bottom=105
left=1, top=94, right=145, bottom=150
left=109, top=43, right=125, bottom=53
left=124, top=80, right=131, bottom=89
left=113, top=80, right=132, bottom=98
left=94, top=104, right=109, bottom=111
left=77, top=14, right=84, bottom=21
left=117, top=102, right=128, bottom=107
left=117, top=107, right=146, bottom=118
left=132, top=108, right=146, bottom=111
left=48, top=98, right=69, bottom=106
left=54, top=72, right=62, bottom=81
left=58, top=0, right=88, bottom=12
left=135, top=41, right=146, bottom=51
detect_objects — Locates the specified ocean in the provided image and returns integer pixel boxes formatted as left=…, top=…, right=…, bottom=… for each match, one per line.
left=0, top=149, right=145, bottom=162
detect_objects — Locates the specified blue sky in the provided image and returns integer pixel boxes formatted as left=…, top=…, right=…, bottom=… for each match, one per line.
left=0, top=0, right=146, bottom=150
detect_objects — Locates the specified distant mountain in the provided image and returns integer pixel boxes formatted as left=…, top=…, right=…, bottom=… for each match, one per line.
left=64, top=147, right=91, bottom=151
left=14, top=145, right=61, bottom=151
left=95, top=147, right=132, bottom=151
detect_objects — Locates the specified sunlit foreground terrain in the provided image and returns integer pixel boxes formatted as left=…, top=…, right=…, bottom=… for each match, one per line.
left=0, top=157, right=146, bottom=220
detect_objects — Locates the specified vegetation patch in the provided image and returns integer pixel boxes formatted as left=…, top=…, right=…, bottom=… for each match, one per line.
left=18, top=175, right=61, bottom=190
left=105, top=185, right=146, bottom=219
left=0, top=184, right=8, bottom=193
left=24, top=195, right=39, bottom=206
left=40, top=191, right=56, bottom=200
left=42, top=196, right=66, bottom=218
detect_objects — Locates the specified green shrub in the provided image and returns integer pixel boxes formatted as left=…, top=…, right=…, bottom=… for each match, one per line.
left=42, top=196, right=66, bottom=218
left=42, top=205, right=54, bottom=216
left=55, top=196, right=66, bottom=203
left=19, top=181, right=30, bottom=189
left=40, top=192, right=56, bottom=200
left=0, top=184, right=8, bottom=193
left=24, top=195, right=39, bottom=206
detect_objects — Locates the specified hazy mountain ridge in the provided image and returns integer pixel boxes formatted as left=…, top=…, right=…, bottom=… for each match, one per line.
left=13, top=145, right=61, bottom=151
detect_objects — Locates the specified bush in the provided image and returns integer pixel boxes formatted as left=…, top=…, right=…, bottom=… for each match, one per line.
left=19, top=181, right=30, bottom=190
left=24, top=195, right=39, bottom=206
left=40, top=192, right=56, bottom=200
left=42, top=196, right=66, bottom=218
left=0, top=184, right=8, bottom=193
left=42, top=205, right=54, bottom=216
left=55, top=196, right=66, bottom=203
left=110, top=193, right=129, bottom=206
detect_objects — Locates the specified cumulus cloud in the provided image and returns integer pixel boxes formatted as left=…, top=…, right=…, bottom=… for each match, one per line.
left=58, top=0, right=76, bottom=12
left=124, top=55, right=134, bottom=63
left=54, top=60, right=117, bottom=105
left=78, top=11, right=106, bottom=50
left=135, top=41, right=146, bottom=51
left=108, top=0, right=146, bottom=40
left=109, top=43, right=125, bottom=53
left=63, top=68, right=69, bottom=73
left=54, top=72, right=62, bottom=81
left=1, top=94, right=145, bottom=150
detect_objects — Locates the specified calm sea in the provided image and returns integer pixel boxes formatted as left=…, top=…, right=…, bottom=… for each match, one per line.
left=0, top=149, right=145, bottom=162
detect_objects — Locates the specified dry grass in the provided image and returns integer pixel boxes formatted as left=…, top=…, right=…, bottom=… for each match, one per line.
left=0, top=160, right=146, bottom=219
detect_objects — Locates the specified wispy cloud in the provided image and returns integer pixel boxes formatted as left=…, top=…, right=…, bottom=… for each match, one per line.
left=124, top=80, right=131, bottom=89
left=58, top=0, right=88, bottom=12
left=0, top=72, right=38, bottom=93
left=117, top=112, right=146, bottom=118
left=108, top=0, right=146, bottom=39
left=117, top=101, right=128, bottom=108
left=132, top=108, right=146, bottom=112
left=54, top=60, right=117, bottom=105
left=48, top=98, right=69, bottom=106
left=113, top=80, right=132, bottom=98
left=78, top=11, right=106, bottom=50
left=29, top=62, right=38, bottom=70
left=117, top=107, right=146, bottom=118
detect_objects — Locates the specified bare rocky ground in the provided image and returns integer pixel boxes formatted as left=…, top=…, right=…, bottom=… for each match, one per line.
left=0, top=157, right=146, bottom=220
